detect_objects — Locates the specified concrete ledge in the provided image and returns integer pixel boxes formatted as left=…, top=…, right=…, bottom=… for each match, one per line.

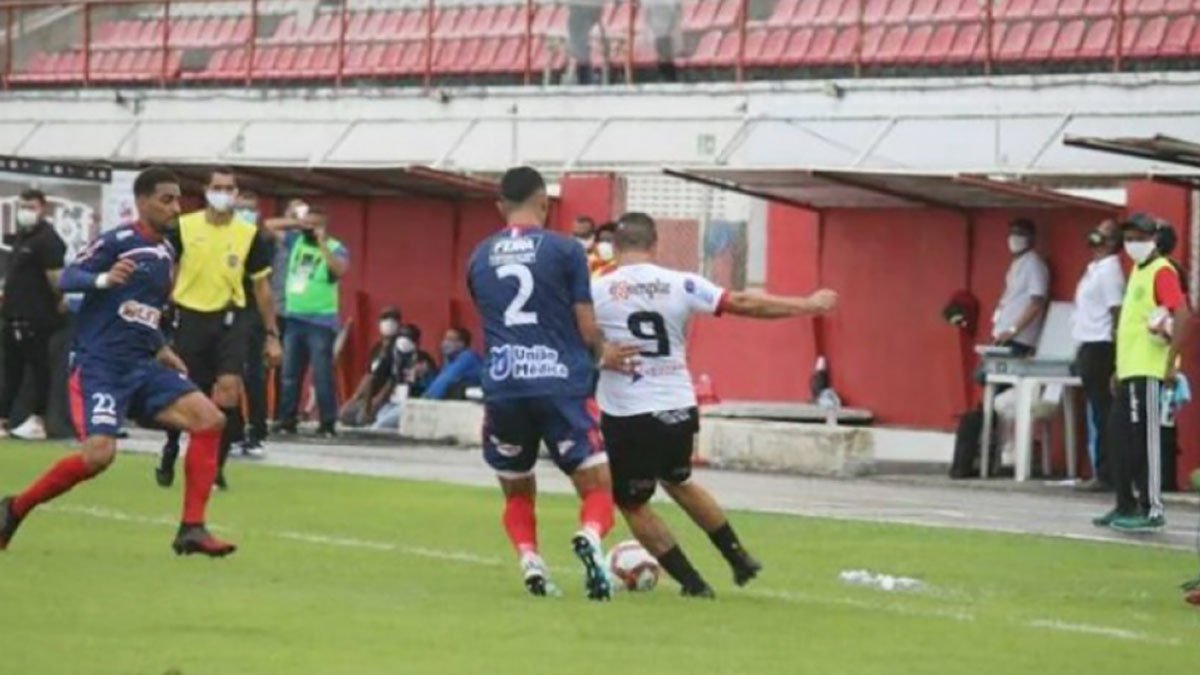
left=698, top=418, right=874, bottom=478
left=399, top=399, right=484, bottom=446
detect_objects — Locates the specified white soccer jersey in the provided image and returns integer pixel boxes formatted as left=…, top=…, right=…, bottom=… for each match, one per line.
left=593, top=263, right=726, bottom=416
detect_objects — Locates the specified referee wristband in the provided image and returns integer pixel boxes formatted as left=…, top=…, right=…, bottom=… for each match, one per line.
left=95, top=273, right=110, bottom=289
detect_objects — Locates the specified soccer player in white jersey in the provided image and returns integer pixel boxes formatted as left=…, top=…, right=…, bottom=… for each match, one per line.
left=593, top=213, right=838, bottom=597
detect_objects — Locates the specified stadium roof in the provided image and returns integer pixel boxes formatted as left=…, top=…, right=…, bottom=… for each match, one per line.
left=1062, top=135, right=1200, bottom=188
left=153, top=163, right=500, bottom=200
left=662, top=168, right=1124, bottom=213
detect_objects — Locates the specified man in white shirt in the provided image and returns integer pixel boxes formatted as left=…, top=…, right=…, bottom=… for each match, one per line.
left=992, top=219, right=1051, bottom=355
left=593, top=213, right=837, bottom=598
left=1072, top=219, right=1124, bottom=491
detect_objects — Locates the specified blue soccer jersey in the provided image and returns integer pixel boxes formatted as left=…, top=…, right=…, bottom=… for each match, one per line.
left=467, top=226, right=595, bottom=400
left=61, top=224, right=175, bottom=363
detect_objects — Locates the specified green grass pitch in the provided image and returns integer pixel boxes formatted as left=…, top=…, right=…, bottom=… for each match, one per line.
left=0, top=442, right=1197, bottom=674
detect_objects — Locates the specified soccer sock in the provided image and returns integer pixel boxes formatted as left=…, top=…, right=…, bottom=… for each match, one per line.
left=502, top=494, right=538, bottom=556
left=12, top=454, right=99, bottom=519
left=657, top=545, right=708, bottom=592
left=708, top=522, right=749, bottom=568
left=181, top=429, right=220, bottom=526
left=218, top=406, right=241, bottom=471
left=579, top=487, right=614, bottom=540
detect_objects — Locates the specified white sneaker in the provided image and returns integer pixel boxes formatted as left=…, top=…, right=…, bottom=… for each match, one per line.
left=11, top=416, right=47, bottom=441
left=520, top=553, right=560, bottom=597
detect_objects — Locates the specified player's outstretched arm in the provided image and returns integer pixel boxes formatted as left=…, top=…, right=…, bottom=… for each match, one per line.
left=723, top=289, right=838, bottom=319
left=59, top=257, right=136, bottom=293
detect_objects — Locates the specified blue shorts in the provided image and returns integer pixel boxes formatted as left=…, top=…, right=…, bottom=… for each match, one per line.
left=482, top=396, right=607, bottom=477
left=69, top=356, right=197, bottom=439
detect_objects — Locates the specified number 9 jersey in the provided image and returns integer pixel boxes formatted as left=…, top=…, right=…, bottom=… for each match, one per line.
left=467, top=226, right=596, bottom=401
left=592, top=263, right=728, bottom=416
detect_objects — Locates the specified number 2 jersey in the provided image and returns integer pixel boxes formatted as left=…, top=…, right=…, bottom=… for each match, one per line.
left=592, top=263, right=728, bottom=416
left=467, top=226, right=595, bottom=401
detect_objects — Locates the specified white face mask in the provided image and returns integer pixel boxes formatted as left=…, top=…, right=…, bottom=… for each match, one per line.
left=379, top=319, right=399, bottom=337
left=293, top=204, right=310, bottom=219
left=206, top=191, right=235, bottom=212
left=1007, top=235, right=1029, bottom=254
left=596, top=241, right=615, bottom=262
left=1124, top=240, right=1156, bottom=264
left=395, top=336, right=416, bottom=354
left=15, top=208, right=39, bottom=229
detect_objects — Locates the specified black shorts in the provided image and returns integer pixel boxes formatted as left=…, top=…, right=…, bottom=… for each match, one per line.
left=601, top=407, right=699, bottom=507
left=171, top=306, right=253, bottom=391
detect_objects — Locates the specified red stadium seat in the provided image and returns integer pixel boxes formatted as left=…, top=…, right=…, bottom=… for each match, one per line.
left=752, top=27, right=790, bottom=65
left=493, top=37, right=525, bottom=73
left=349, top=43, right=384, bottom=75
left=1130, top=15, right=1168, bottom=56
left=402, top=40, right=431, bottom=75
left=686, top=0, right=720, bottom=32
left=859, top=24, right=885, bottom=61
left=1078, top=18, right=1114, bottom=58
left=883, top=0, right=914, bottom=22
left=360, top=12, right=386, bottom=40
left=435, top=8, right=463, bottom=36
left=475, top=37, right=502, bottom=71
left=1131, top=0, right=1165, bottom=14
left=909, top=0, right=940, bottom=21
left=738, top=27, right=769, bottom=65
left=687, top=29, right=723, bottom=65
left=780, top=27, right=814, bottom=64
left=876, top=24, right=909, bottom=62
left=1120, top=17, right=1143, bottom=53
left=1081, top=0, right=1114, bottom=16
left=346, top=12, right=369, bottom=40
left=343, top=44, right=368, bottom=75
left=946, top=22, right=981, bottom=61
left=399, top=10, right=427, bottom=39
left=216, top=16, right=239, bottom=45
left=859, top=0, right=889, bottom=23
left=828, top=25, right=859, bottom=62
left=434, top=39, right=460, bottom=72
left=315, top=45, right=339, bottom=76
left=492, top=5, right=522, bottom=36
left=1055, top=0, right=1083, bottom=14
left=1025, top=19, right=1060, bottom=59
left=378, top=11, right=404, bottom=39
left=713, top=0, right=742, bottom=29
left=1049, top=18, right=1086, bottom=58
left=995, top=21, right=1033, bottom=60
left=816, top=0, right=850, bottom=25
left=1160, top=14, right=1195, bottom=55
left=769, top=0, right=800, bottom=27
left=375, top=42, right=406, bottom=74
left=897, top=23, right=932, bottom=62
left=1030, top=0, right=1059, bottom=17
left=1163, top=0, right=1191, bottom=12
left=456, top=38, right=483, bottom=73
left=466, top=6, right=497, bottom=36
left=803, top=26, right=837, bottom=62
left=925, top=22, right=958, bottom=61
left=997, top=0, right=1034, bottom=18
left=275, top=46, right=301, bottom=77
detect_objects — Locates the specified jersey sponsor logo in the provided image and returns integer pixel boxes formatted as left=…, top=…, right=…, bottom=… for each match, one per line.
left=488, top=235, right=540, bottom=267
left=684, top=278, right=715, bottom=305
left=118, top=300, right=162, bottom=329
left=489, top=344, right=569, bottom=381
left=489, top=435, right=523, bottom=458
left=635, top=362, right=687, bottom=379
left=609, top=279, right=671, bottom=301
left=116, top=230, right=134, bottom=240
left=226, top=253, right=240, bottom=269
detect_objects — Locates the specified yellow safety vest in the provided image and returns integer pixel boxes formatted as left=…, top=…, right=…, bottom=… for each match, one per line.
left=172, top=210, right=261, bottom=311
left=1116, top=256, right=1174, bottom=380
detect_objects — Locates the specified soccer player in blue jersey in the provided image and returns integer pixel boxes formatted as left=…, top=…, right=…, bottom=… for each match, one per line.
left=468, top=167, right=638, bottom=600
left=0, top=167, right=235, bottom=557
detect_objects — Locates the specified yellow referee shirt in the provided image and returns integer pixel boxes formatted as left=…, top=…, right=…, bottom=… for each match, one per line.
left=169, top=210, right=272, bottom=312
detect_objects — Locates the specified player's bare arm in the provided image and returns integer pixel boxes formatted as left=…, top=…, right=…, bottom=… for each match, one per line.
left=723, top=288, right=839, bottom=319
left=253, top=275, right=284, bottom=366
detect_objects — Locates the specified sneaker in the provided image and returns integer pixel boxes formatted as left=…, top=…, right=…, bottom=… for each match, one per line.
left=680, top=584, right=717, bottom=599
left=520, top=554, right=560, bottom=597
left=571, top=529, right=612, bottom=601
left=1110, top=514, right=1165, bottom=533
left=732, top=552, right=763, bottom=587
left=172, top=524, right=237, bottom=558
left=316, top=423, right=337, bottom=439
left=0, top=496, right=23, bottom=551
left=1092, top=508, right=1123, bottom=528
left=271, top=422, right=297, bottom=436
left=10, top=416, right=46, bottom=441
left=154, top=465, right=175, bottom=488
left=240, top=439, right=267, bottom=460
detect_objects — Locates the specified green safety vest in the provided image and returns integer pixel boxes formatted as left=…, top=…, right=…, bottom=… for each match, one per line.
left=285, top=236, right=342, bottom=316
left=1116, top=256, right=1174, bottom=380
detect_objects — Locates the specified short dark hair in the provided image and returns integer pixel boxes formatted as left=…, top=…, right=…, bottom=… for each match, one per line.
left=615, top=212, right=658, bottom=251
left=133, top=167, right=180, bottom=198
left=399, top=323, right=422, bottom=343
left=239, top=188, right=259, bottom=199
left=499, top=166, right=546, bottom=205
left=379, top=305, right=401, bottom=320
left=209, top=166, right=236, bottom=183
left=1009, top=218, right=1036, bottom=237
left=450, top=326, right=472, bottom=348
left=19, top=188, right=46, bottom=205
left=596, top=222, right=617, bottom=235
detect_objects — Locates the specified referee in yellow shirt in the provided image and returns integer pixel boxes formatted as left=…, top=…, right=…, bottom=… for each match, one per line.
left=156, top=167, right=282, bottom=490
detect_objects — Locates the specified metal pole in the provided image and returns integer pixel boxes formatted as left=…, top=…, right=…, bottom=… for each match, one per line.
left=853, top=0, right=863, bottom=77
left=523, top=0, right=532, bottom=85
left=248, top=0, right=258, bottom=86
left=336, top=0, right=346, bottom=87
left=984, top=0, right=993, bottom=75
left=83, top=1, right=91, bottom=86
left=424, top=0, right=434, bottom=90
left=736, top=0, right=748, bottom=82
left=4, top=7, right=13, bottom=90
left=626, top=0, right=637, bottom=84
left=1115, top=0, right=1125, bottom=72
left=161, top=0, right=171, bottom=87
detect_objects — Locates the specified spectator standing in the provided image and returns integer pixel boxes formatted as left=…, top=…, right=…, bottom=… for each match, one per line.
left=992, top=218, right=1050, bottom=355
left=232, top=188, right=271, bottom=457
left=424, top=327, right=483, bottom=401
left=1071, top=219, right=1124, bottom=491
left=645, top=0, right=681, bottom=82
left=339, top=306, right=402, bottom=427
left=573, top=216, right=596, bottom=250
left=370, top=324, right=437, bottom=431
left=156, top=168, right=282, bottom=490
left=590, top=222, right=618, bottom=278
left=0, top=189, right=66, bottom=440
left=266, top=206, right=349, bottom=437
left=1093, top=214, right=1191, bottom=532
left=566, top=0, right=606, bottom=84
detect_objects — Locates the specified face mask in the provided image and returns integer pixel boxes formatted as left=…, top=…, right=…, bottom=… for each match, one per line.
left=441, top=341, right=460, bottom=358
left=379, top=319, right=399, bottom=337
left=206, top=191, right=235, bottom=212
left=1124, top=240, right=1156, bottom=264
left=293, top=204, right=310, bottom=219
left=1007, top=235, right=1029, bottom=254
left=236, top=208, right=258, bottom=225
left=395, top=336, right=416, bottom=354
left=15, top=208, right=38, bottom=229
left=577, top=235, right=595, bottom=249
left=596, top=241, right=615, bottom=262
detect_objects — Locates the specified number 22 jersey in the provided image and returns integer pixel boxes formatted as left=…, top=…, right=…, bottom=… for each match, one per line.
left=467, top=226, right=595, bottom=401
left=592, top=263, right=728, bottom=417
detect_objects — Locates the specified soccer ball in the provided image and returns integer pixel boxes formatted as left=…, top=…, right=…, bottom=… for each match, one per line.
left=1148, top=306, right=1174, bottom=342
left=607, top=540, right=660, bottom=592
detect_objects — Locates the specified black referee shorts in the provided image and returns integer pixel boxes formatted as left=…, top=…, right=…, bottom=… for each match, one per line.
left=601, top=407, right=699, bottom=508
left=171, top=306, right=253, bottom=392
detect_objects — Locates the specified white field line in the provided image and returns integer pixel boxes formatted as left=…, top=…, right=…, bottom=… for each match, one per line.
left=39, top=503, right=1183, bottom=647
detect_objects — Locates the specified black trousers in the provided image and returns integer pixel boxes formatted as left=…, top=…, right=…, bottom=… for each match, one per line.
left=1075, top=341, right=1115, bottom=483
left=243, top=313, right=268, bottom=442
left=1109, top=377, right=1165, bottom=518
left=0, top=318, right=53, bottom=419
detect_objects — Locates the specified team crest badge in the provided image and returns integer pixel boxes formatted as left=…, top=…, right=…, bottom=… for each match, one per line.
left=226, top=253, right=240, bottom=268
